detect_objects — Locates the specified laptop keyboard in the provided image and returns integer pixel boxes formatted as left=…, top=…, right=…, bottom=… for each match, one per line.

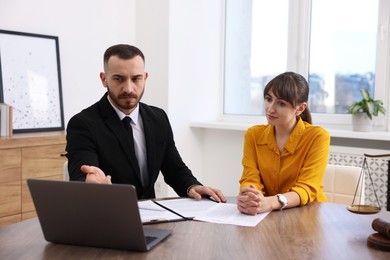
left=145, top=236, right=158, bottom=244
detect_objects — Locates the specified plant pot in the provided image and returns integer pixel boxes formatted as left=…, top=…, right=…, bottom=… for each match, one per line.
left=352, top=113, right=373, bottom=132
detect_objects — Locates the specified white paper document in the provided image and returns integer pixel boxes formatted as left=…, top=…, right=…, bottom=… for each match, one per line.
left=154, top=198, right=217, bottom=218
left=194, top=203, right=270, bottom=227
left=138, top=198, right=270, bottom=227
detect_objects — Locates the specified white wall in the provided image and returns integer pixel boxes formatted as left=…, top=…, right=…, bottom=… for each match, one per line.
left=0, top=0, right=136, bottom=124
left=166, top=0, right=228, bottom=195
left=135, top=0, right=169, bottom=111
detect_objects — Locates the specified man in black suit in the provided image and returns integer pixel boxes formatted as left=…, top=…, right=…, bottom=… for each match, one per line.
left=66, top=44, right=225, bottom=202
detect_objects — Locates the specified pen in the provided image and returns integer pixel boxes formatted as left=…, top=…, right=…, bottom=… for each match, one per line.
left=143, top=218, right=186, bottom=225
left=149, top=219, right=167, bottom=223
left=142, top=218, right=169, bottom=225
left=206, top=196, right=219, bottom=203
left=152, top=200, right=193, bottom=221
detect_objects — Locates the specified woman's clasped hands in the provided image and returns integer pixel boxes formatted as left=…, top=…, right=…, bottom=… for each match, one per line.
left=237, top=185, right=272, bottom=215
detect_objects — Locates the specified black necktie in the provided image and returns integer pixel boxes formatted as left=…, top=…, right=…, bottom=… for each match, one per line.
left=122, top=116, right=148, bottom=187
left=122, top=116, right=132, bottom=132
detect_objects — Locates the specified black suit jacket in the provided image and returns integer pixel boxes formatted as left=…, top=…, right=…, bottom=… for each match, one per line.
left=66, top=93, right=202, bottom=199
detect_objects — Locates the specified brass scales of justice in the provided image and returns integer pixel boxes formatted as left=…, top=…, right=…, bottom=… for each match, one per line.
left=347, top=153, right=390, bottom=214
left=346, top=153, right=390, bottom=252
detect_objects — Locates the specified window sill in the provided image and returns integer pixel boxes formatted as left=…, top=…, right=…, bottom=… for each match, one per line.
left=189, top=121, right=390, bottom=141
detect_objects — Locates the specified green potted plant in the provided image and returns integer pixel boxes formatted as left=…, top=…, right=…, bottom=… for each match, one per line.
left=348, top=88, right=386, bottom=131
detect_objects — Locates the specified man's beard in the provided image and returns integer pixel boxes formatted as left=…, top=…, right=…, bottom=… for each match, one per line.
left=106, top=84, right=145, bottom=112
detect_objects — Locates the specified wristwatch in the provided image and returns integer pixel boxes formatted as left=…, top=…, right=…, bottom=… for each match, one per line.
left=277, top=194, right=288, bottom=210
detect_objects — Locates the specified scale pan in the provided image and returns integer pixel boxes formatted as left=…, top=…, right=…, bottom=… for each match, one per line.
left=347, top=205, right=381, bottom=214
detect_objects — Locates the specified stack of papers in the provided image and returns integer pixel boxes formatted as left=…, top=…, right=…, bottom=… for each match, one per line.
left=0, top=103, right=13, bottom=137
left=138, top=198, right=270, bottom=227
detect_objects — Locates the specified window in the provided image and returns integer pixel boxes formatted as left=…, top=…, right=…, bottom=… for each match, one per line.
left=224, top=0, right=289, bottom=116
left=309, top=0, right=378, bottom=114
left=223, top=0, right=390, bottom=130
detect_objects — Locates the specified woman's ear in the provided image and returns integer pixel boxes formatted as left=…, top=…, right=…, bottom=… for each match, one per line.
left=296, top=102, right=307, bottom=116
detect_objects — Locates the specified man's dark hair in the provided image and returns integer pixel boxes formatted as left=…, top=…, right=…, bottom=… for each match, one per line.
left=103, top=44, right=145, bottom=66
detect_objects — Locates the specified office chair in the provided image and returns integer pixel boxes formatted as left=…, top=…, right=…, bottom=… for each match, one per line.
left=63, top=161, right=69, bottom=181
left=323, top=164, right=364, bottom=205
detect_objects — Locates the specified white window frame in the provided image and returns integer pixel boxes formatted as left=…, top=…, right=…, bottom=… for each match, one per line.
left=221, top=0, right=390, bottom=133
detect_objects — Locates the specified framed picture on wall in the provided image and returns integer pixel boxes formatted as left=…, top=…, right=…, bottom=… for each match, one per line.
left=0, top=29, right=64, bottom=133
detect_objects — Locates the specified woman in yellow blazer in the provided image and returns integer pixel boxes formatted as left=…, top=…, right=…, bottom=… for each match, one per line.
left=237, top=72, right=330, bottom=215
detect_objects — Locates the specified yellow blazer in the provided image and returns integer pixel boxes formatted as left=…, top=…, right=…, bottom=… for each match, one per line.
left=239, top=118, right=330, bottom=206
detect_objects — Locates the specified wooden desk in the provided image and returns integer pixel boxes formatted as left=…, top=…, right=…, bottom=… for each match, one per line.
left=0, top=202, right=389, bottom=259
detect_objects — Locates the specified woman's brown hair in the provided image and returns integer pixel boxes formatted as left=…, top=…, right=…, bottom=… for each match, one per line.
left=263, top=72, right=312, bottom=124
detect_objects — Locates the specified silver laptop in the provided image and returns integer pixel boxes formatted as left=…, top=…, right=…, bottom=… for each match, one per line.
left=27, top=179, right=171, bottom=251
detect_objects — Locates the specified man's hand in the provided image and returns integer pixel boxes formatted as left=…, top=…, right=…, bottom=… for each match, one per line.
left=188, top=185, right=226, bottom=203
left=80, top=165, right=112, bottom=184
